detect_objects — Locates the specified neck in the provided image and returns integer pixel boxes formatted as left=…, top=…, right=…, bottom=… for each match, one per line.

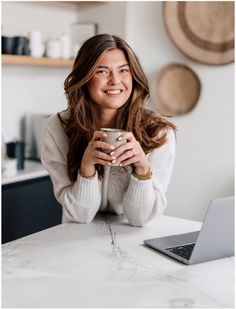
left=95, top=108, right=117, bottom=128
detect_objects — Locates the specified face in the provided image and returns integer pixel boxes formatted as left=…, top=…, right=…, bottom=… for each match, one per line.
left=87, top=49, right=133, bottom=111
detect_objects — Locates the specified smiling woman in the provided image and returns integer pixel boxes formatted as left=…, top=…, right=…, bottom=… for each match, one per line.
left=41, top=34, right=177, bottom=227
left=87, top=49, right=133, bottom=113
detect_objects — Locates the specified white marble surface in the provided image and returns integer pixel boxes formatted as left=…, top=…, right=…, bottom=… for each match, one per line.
left=2, top=160, right=48, bottom=185
left=2, top=214, right=234, bottom=308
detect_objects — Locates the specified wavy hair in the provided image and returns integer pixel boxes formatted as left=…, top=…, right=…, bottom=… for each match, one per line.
left=63, top=34, right=176, bottom=182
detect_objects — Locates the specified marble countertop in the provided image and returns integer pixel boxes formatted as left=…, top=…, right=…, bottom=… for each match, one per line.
left=2, top=160, right=48, bottom=185
left=2, top=214, right=234, bottom=308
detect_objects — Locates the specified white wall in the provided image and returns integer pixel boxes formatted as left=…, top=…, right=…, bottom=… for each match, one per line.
left=74, top=1, right=126, bottom=38
left=2, top=1, right=234, bottom=221
left=2, top=65, right=70, bottom=140
left=126, top=2, right=234, bottom=221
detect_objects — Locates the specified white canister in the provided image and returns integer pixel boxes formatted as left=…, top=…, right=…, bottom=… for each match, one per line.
left=60, top=33, right=72, bottom=59
left=29, top=30, right=45, bottom=58
left=46, top=39, right=61, bottom=59
left=30, top=43, right=45, bottom=58
left=29, top=30, right=42, bottom=44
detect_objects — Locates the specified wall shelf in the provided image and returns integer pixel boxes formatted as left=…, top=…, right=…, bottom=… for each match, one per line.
left=2, top=55, right=74, bottom=67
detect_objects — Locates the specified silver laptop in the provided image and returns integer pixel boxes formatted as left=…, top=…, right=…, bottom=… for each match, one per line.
left=144, top=197, right=234, bottom=265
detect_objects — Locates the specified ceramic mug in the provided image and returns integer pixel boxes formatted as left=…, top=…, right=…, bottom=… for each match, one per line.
left=2, top=36, right=15, bottom=54
left=13, top=36, right=30, bottom=55
left=6, top=141, right=25, bottom=170
left=101, top=128, right=126, bottom=166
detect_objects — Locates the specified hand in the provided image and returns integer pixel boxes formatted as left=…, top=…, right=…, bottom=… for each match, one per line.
left=111, top=132, right=151, bottom=175
left=80, top=131, right=115, bottom=177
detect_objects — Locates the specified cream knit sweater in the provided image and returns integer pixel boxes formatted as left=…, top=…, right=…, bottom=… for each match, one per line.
left=41, top=112, right=176, bottom=226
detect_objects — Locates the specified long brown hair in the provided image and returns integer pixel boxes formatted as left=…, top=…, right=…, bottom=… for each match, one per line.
left=63, top=34, right=176, bottom=182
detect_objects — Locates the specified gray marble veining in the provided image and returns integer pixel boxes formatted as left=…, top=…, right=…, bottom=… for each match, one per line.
left=2, top=214, right=234, bottom=308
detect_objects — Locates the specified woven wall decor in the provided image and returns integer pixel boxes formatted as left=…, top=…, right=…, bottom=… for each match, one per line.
left=151, top=63, right=201, bottom=116
left=163, top=2, right=234, bottom=65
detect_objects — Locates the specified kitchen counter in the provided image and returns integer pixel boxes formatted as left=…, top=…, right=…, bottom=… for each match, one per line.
left=2, top=214, right=234, bottom=308
left=2, top=160, right=48, bottom=185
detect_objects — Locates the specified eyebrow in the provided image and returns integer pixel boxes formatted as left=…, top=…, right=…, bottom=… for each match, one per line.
left=97, top=64, right=129, bottom=69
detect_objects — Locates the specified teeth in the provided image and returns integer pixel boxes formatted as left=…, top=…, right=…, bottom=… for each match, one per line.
left=106, top=90, right=122, bottom=94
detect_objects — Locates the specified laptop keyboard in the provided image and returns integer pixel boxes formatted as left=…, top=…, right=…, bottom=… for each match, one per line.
left=166, top=243, right=195, bottom=260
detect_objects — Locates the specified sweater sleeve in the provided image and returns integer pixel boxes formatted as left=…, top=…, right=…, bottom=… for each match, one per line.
left=41, top=122, right=101, bottom=223
left=122, top=129, right=176, bottom=226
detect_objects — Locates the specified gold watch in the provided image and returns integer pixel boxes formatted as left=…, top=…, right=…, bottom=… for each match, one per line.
left=132, top=168, right=153, bottom=181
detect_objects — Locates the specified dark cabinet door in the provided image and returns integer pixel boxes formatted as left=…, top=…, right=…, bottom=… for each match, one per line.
left=2, top=176, right=62, bottom=243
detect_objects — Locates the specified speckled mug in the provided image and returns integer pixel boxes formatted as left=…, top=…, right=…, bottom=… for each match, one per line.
left=101, top=128, right=126, bottom=166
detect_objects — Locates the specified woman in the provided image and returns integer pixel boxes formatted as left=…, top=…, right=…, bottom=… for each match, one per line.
left=41, top=34, right=176, bottom=226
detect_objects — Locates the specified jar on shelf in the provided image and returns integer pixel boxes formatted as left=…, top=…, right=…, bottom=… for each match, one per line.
left=29, top=30, right=45, bottom=58
left=60, top=33, right=72, bottom=59
left=46, top=39, right=61, bottom=59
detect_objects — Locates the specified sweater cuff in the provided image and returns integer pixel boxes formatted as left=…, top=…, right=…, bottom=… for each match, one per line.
left=122, top=174, right=156, bottom=226
left=73, top=171, right=100, bottom=204
left=124, top=174, right=154, bottom=206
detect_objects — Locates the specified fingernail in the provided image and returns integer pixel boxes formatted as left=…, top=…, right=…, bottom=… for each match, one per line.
left=107, top=162, right=111, bottom=166
left=118, top=137, right=123, bottom=141
left=111, top=156, right=116, bottom=160
left=110, top=151, right=115, bottom=156
left=112, top=159, right=116, bottom=164
left=110, top=146, right=115, bottom=150
left=119, top=163, right=123, bottom=166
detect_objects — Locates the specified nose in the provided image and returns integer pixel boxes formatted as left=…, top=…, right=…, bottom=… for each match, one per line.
left=108, top=71, right=120, bottom=85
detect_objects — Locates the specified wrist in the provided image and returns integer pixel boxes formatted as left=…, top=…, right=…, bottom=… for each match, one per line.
left=132, top=163, right=152, bottom=181
left=80, top=163, right=96, bottom=178
left=134, top=163, right=151, bottom=176
left=132, top=166, right=152, bottom=181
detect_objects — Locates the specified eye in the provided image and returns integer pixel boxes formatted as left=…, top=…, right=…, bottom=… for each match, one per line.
left=120, top=68, right=130, bottom=73
left=96, top=69, right=108, bottom=75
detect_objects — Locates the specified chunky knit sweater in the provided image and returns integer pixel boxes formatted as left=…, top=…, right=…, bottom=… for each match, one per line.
left=41, top=112, right=176, bottom=226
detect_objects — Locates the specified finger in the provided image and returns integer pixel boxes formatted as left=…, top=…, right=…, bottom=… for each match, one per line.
left=112, top=142, right=134, bottom=156
left=118, top=132, right=136, bottom=142
left=120, top=156, right=139, bottom=167
left=93, top=131, right=107, bottom=140
left=92, top=140, right=115, bottom=151
left=95, top=158, right=113, bottom=166
left=94, top=150, right=113, bottom=161
left=116, top=149, right=134, bottom=165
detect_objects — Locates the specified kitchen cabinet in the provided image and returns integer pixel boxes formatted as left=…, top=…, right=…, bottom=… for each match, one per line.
left=2, top=55, right=74, bottom=67
left=2, top=176, right=62, bottom=244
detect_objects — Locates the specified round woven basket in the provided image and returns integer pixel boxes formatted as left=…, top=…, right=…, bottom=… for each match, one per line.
left=151, top=63, right=201, bottom=116
left=163, top=2, right=234, bottom=65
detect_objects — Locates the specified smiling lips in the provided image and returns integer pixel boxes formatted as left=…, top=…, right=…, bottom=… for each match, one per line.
left=104, top=89, right=123, bottom=95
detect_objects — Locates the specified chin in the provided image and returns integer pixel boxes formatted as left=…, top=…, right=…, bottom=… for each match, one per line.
left=105, top=103, right=125, bottom=110
left=103, top=98, right=128, bottom=108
